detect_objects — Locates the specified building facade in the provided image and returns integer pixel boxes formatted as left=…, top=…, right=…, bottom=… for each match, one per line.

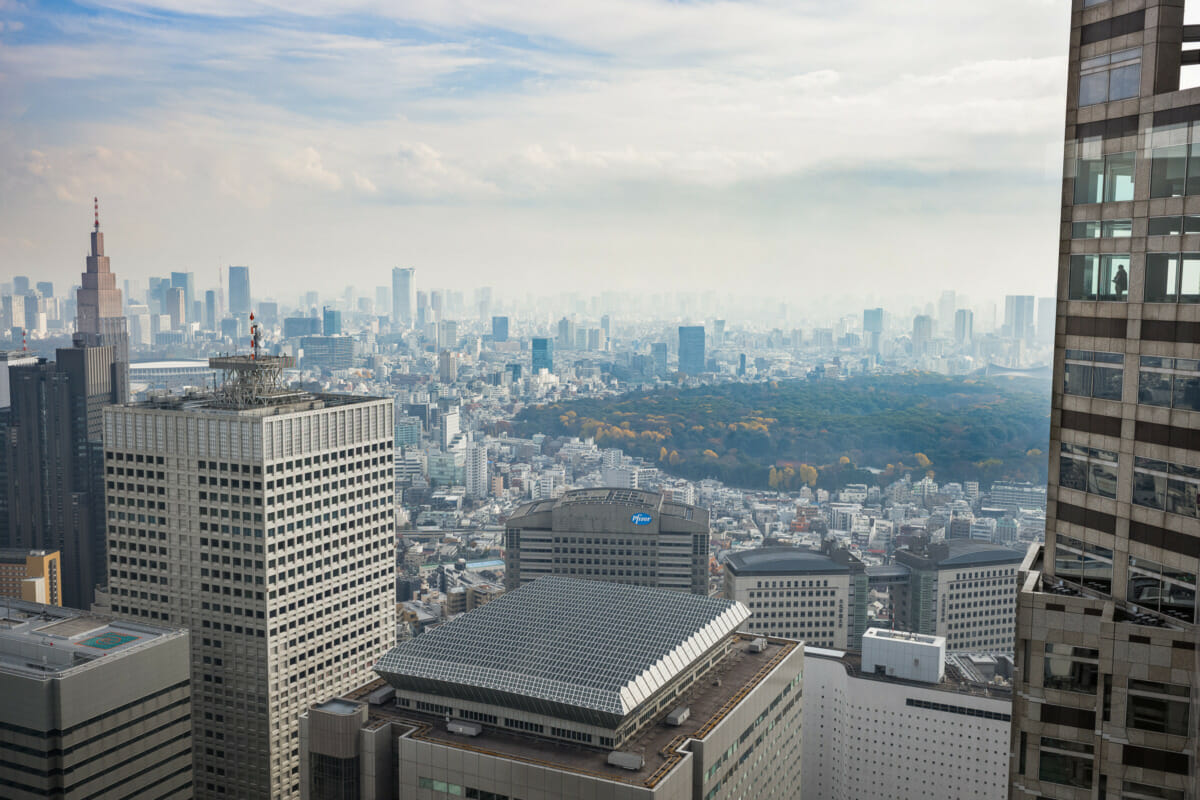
left=1010, top=4, right=1200, bottom=798
left=678, top=324, right=705, bottom=375
left=531, top=336, right=553, bottom=374
left=0, top=548, right=61, bottom=605
left=723, top=545, right=868, bottom=651
left=103, top=356, right=397, bottom=800
left=893, top=539, right=1023, bottom=652
left=802, top=632, right=1011, bottom=800
left=301, top=576, right=804, bottom=800
left=0, top=599, right=192, bottom=800
left=228, top=266, right=251, bottom=317
left=391, top=267, right=415, bottom=328
left=504, top=488, right=710, bottom=594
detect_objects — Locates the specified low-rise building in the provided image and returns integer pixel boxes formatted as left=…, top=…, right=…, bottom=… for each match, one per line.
left=723, top=545, right=867, bottom=650
left=302, top=576, right=804, bottom=800
left=0, top=548, right=61, bottom=605
left=801, top=630, right=1012, bottom=800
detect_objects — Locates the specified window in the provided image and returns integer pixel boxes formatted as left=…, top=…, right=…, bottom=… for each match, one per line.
left=1039, top=737, right=1094, bottom=788
left=1054, top=534, right=1113, bottom=594
left=1145, top=252, right=1200, bottom=303
left=1126, top=679, right=1190, bottom=736
left=1122, top=780, right=1185, bottom=800
left=1126, top=554, right=1197, bottom=623
left=1064, top=350, right=1124, bottom=398
left=1137, top=357, right=1200, bottom=410
left=1060, top=443, right=1118, bottom=499
left=1068, top=254, right=1129, bottom=300
left=1147, top=215, right=1200, bottom=236
left=1132, top=457, right=1200, bottom=523
left=1072, top=219, right=1132, bottom=238
left=1043, top=642, right=1100, bottom=693
left=1150, top=145, right=1188, bottom=197
left=1079, top=49, right=1141, bottom=107
left=1074, top=151, right=1136, bottom=204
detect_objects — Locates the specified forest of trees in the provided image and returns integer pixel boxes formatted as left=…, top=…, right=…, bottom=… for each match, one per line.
left=512, top=374, right=1051, bottom=491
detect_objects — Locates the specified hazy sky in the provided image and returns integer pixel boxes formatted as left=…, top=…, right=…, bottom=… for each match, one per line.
left=0, top=0, right=1072, bottom=306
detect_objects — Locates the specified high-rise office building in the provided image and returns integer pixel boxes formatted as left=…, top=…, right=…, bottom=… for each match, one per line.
left=1010, top=4, right=1200, bottom=798
left=723, top=545, right=868, bottom=650
left=204, top=289, right=218, bottom=330
left=74, top=199, right=129, bottom=395
left=678, top=324, right=705, bottom=375
left=303, top=576, right=803, bottom=800
left=491, top=315, right=509, bottom=342
left=464, top=442, right=488, bottom=500
left=531, top=336, right=553, bottom=374
left=391, top=267, right=415, bottom=328
left=1003, top=294, right=1035, bottom=341
left=911, top=314, right=934, bottom=357
left=938, top=289, right=957, bottom=331
left=504, top=488, right=710, bottom=595
left=103, top=355, right=396, bottom=799
left=228, top=265, right=251, bottom=316
left=954, top=307, right=974, bottom=346
left=0, top=600, right=193, bottom=800
left=0, top=548, right=61, bottom=605
left=166, top=286, right=186, bottom=329
left=322, top=306, right=342, bottom=335
left=171, top=270, right=195, bottom=323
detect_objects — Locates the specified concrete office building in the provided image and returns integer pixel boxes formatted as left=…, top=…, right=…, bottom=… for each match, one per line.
left=0, top=548, right=61, bottom=605
left=1010, top=3, right=1200, bottom=798
left=301, top=576, right=803, bottom=800
left=0, top=599, right=192, bottom=800
left=104, top=355, right=396, bottom=800
left=504, top=488, right=710, bottom=594
left=723, top=545, right=868, bottom=650
left=802, top=630, right=1011, bottom=800
left=391, top=267, right=415, bottom=329
left=300, top=335, right=355, bottom=370
left=491, top=315, right=508, bottom=342
left=678, top=324, right=705, bottom=375
left=893, top=538, right=1022, bottom=652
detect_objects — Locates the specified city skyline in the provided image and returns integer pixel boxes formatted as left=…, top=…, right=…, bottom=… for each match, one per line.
left=2, top=0, right=1077, bottom=301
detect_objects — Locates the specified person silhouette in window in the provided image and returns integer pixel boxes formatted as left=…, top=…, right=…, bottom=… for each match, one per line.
left=1113, top=264, right=1128, bottom=297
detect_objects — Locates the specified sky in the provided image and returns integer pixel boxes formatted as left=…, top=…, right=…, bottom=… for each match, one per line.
left=0, top=0, right=1074, bottom=308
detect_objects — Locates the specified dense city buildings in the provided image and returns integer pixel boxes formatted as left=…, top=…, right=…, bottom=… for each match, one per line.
left=304, top=576, right=803, bottom=800
left=893, top=538, right=1022, bottom=652
left=0, top=548, right=61, bottom=605
left=0, top=599, right=193, bottom=800
left=504, top=488, right=710, bottom=594
left=1010, top=3, right=1200, bottom=798
left=103, top=355, right=396, bottom=800
left=801, top=630, right=1012, bottom=800
left=723, top=546, right=867, bottom=650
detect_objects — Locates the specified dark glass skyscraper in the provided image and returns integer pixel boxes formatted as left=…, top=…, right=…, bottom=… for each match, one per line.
left=531, top=337, right=553, bottom=374
left=228, top=265, right=251, bottom=316
left=678, top=324, right=705, bottom=375
left=1009, top=4, right=1199, bottom=798
left=492, top=315, right=509, bottom=342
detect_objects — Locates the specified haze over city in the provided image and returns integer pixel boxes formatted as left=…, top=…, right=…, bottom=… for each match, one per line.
left=2, top=0, right=1072, bottom=303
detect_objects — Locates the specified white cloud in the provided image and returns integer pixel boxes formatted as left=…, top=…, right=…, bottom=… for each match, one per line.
left=278, top=146, right=342, bottom=190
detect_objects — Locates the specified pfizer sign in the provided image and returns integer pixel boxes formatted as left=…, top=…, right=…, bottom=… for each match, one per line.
left=630, top=512, right=652, bottom=526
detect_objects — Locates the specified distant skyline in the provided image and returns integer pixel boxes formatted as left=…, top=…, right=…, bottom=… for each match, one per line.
left=2, top=1, right=1081, bottom=301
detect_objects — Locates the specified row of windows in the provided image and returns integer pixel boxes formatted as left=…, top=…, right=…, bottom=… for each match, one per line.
left=904, top=697, right=1010, bottom=722
left=1064, top=351, right=1200, bottom=411
left=417, top=777, right=521, bottom=800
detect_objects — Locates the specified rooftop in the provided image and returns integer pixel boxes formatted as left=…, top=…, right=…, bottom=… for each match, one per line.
left=508, top=487, right=703, bottom=524
left=896, top=539, right=1026, bottom=569
left=375, top=576, right=749, bottom=726
left=804, top=645, right=1012, bottom=701
left=724, top=546, right=857, bottom=576
left=353, top=633, right=796, bottom=787
left=0, top=599, right=183, bottom=680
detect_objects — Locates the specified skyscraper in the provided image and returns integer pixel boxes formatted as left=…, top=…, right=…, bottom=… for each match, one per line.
left=75, top=198, right=129, bottom=391
left=104, top=355, right=396, bottom=799
left=531, top=336, right=553, bottom=374
left=954, top=307, right=974, bottom=346
left=1003, top=294, right=1035, bottom=341
left=321, top=306, right=342, bottom=336
left=1010, top=5, right=1200, bottom=798
left=228, top=265, right=251, bottom=317
left=938, top=289, right=956, bottom=331
left=391, top=267, right=414, bottom=328
left=678, top=324, right=705, bottom=375
left=464, top=442, right=488, bottom=500
left=491, top=315, right=509, bottom=342
left=171, top=270, right=195, bottom=323
left=911, top=314, right=933, bottom=357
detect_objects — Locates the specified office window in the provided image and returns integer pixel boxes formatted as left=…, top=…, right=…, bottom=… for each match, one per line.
left=1147, top=215, right=1200, bottom=236
left=1122, top=780, right=1185, bottom=800
left=1068, top=254, right=1130, bottom=300
left=1126, top=679, right=1190, bottom=736
left=1064, top=349, right=1124, bottom=399
left=1126, top=554, right=1197, bottom=623
left=1054, top=534, right=1113, bottom=594
left=1072, top=219, right=1132, bottom=238
left=1132, top=457, right=1200, bottom=522
left=1074, top=151, right=1136, bottom=204
left=1043, top=643, right=1100, bottom=693
left=1137, top=357, right=1200, bottom=410
left=1039, top=737, right=1094, bottom=788
left=1079, top=49, right=1141, bottom=107
left=1145, top=252, right=1200, bottom=303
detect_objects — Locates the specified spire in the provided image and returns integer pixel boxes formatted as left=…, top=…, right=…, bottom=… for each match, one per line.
left=94, top=196, right=99, bottom=231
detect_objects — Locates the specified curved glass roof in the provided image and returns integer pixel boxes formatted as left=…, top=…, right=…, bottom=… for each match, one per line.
left=375, top=576, right=748, bottom=723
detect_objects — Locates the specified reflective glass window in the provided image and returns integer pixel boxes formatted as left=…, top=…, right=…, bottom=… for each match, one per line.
left=1147, top=216, right=1182, bottom=236
left=1075, top=157, right=1106, bottom=204
left=1104, top=152, right=1136, bottom=201
left=1043, top=643, right=1099, bottom=693
left=1073, top=220, right=1101, bottom=238
left=1102, top=219, right=1132, bottom=237
left=1145, top=253, right=1179, bottom=302
left=1180, top=253, right=1200, bottom=303
left=1150, top=145, right=1187, bottom=198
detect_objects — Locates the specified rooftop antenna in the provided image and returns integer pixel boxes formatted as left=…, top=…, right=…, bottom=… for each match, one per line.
left=94, top=197, right=99, bottom=230
left=250, top=313, right=258, bottom=360
left=21, top=329, right=26, bottom=352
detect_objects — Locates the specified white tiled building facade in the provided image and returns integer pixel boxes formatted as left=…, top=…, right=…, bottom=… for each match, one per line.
left=104, top=393, right=396, bottom=800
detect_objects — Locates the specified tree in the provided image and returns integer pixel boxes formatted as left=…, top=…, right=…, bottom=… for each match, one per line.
left=915, top=452, right=932, bottom=469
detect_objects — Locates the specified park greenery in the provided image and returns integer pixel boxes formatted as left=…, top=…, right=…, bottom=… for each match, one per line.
left=512, top=375, right=1051, bottom=491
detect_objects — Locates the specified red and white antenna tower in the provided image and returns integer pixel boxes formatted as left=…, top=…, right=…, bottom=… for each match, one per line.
left=94, top=197, right=99, bottom=230
left=250, top=313, right=258, bottom=360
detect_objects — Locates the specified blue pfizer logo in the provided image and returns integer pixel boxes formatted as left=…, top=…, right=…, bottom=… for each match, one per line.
left=630, top=512, right=652, bottom=526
